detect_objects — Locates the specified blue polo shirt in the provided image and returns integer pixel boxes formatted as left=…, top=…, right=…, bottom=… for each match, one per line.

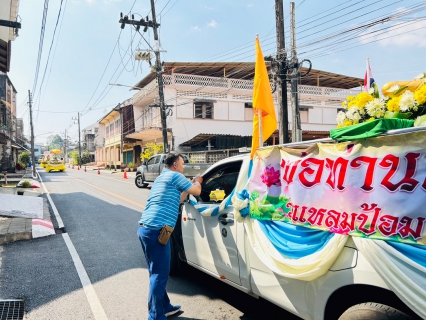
left=139, top=169, right=193, bottom=229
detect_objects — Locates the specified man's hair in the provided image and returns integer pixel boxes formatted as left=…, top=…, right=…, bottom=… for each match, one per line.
left=165, top=153, right=183, bottom=167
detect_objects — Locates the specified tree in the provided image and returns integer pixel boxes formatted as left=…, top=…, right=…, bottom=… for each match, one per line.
left=81, top=149, right=91, bottom=164
left=69, top=150, right=79, bottom=165
left=45, top=134, right=64, bottom=151
left=18, top=151, right=31, bottom=167
left=140, top=143, right=164, bottom=161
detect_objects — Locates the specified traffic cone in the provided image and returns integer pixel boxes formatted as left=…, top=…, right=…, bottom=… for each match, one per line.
left=123, top=170, right=128, bottom=179
left=78, top=166, right=80, bottom=171
left=72, top=165, right=74, bottom=169
left=97, top=168, right=100, bottom=175
left=84, top=166, right=87, bottom=172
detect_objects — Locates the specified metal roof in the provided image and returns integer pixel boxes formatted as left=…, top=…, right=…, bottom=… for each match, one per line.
left=133, top=62, right=363, bottom=90
left=180, top=133, right=250, bottom=147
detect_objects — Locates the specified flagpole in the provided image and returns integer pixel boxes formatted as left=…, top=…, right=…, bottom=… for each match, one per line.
left=366, top=57, right=370, bottom=91
left=258, top=108, right=263, bottom=148
left=255, top=34, right=263, bottom=148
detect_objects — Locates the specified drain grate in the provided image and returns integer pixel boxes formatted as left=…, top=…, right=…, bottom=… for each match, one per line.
left=0, top=300, right=24, bottom=320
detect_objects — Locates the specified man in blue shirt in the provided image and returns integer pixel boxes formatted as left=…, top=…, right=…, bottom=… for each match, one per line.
left=138, top=153, right=202, bottom=319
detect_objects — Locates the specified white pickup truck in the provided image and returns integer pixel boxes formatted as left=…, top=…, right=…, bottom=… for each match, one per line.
left=169, top=128, right=426, bottom=320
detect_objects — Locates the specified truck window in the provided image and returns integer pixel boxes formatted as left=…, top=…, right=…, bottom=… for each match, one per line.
left=199, top=160, right=243, bottom=203
left=147, top=157, right=157, bottom=165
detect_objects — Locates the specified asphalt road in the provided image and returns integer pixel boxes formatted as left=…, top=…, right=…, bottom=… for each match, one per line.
left=0, top=166, right=301, bottom=320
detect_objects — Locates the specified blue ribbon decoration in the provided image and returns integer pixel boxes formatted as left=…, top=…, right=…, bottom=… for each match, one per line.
left=387, top=241, right=426, bottom=268
left=236, top=189, right=250, bottom=217
left=257, top=220, right=335, bottom=259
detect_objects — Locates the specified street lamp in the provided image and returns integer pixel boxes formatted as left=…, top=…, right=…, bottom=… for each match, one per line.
left=109, top=83, right=152, bottom=91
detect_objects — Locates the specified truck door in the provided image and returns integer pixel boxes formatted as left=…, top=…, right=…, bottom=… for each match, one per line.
left=145, top=155, right=160, bottom=180
left=182, top=160, right=243, bottom=285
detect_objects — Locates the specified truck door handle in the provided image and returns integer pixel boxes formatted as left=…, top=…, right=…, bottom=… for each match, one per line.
left=218, top=213, right=234, bottom=225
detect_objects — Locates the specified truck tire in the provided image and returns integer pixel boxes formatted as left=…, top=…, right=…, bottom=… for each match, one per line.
left=339, top=303, right=413, bottom=320
left=135, top=174, right=148, bottom=188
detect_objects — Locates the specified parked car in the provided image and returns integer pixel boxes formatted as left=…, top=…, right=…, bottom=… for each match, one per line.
left=135, top=154, right=211, bottom=188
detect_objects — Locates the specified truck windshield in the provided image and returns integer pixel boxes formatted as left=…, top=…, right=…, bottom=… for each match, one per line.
left=199, top=160, right=243, bottom=203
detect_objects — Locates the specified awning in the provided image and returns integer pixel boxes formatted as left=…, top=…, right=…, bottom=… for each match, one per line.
left=125, top=127, right=172, bottom=143
left=180, top=133, right=251, bottom=147
left=11, top=144, right=21, bottom=149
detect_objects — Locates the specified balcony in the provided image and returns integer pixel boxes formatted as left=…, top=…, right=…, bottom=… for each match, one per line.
left=133, top=73, right=361, bottom=105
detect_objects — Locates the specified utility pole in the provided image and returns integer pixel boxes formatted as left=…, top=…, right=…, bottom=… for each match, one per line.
left=28, top=90, right=36, bottom=178
left=119, top=4, right=170, bottom=153
left=275, top=0, right=289, bottom=144
left=150, top=0, right=169, bottom=153
left=64, top=129, right=67, bottom=163
left=290, top=2, right=302, bottom=142
left=77, top=113, right=81, bottom=166
left=72, top=113, right=81, bottom=166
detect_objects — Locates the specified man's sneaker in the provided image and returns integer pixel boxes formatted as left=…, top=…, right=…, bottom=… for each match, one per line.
left=165, top=305, right=181, bottom=317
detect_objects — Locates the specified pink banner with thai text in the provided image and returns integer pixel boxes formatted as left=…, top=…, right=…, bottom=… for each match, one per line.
left=248, top=131, right=426, bottom=245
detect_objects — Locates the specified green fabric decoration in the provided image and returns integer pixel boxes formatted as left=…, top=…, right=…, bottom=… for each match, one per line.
left=330, top=119, right=414, bottom=141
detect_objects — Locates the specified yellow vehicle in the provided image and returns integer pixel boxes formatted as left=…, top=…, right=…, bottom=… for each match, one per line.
left=45, top=149, right=66, bottom=172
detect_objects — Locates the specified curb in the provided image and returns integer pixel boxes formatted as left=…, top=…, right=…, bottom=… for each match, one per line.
left=0, top=218, right=32, bottom=244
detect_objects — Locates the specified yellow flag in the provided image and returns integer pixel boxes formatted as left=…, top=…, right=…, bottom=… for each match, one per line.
left=250, top=37, right=278, bottom=159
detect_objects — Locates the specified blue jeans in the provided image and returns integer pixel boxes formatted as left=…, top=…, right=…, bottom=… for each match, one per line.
left=138, top=226, right=173, bottom=320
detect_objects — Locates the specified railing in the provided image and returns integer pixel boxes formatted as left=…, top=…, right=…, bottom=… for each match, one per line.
left=185, top=149, right=245, bottom=164
left=133, top=73, right=360, bottom=104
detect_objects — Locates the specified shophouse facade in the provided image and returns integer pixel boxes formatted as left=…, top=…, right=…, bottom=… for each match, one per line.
left=0, top=73, right=19, bottom=171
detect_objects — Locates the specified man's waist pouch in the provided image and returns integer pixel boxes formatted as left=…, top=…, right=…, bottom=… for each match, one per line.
left=158, top=225, right=174, bottom=245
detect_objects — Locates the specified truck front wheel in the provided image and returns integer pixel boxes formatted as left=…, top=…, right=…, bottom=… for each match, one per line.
left=339, top=303, right=413, bottom=320
left=135, top=174, right=148, bottom=188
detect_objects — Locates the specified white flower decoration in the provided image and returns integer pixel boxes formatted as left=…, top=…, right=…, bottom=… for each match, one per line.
left=399, top=90, right=418, bottom=112
left=365, top=98, right=386, bottom=118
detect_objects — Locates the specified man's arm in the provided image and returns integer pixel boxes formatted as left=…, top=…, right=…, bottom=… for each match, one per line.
left=180, top=182, right=201, bottom=203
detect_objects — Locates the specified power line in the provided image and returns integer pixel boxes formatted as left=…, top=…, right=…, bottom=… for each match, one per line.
left=32, top=0, right=49, bottom=96
left=34, top=0, right=65, bottom=122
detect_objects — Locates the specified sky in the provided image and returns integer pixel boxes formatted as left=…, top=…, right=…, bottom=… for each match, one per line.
left=7, top=0, right=426, bottom=144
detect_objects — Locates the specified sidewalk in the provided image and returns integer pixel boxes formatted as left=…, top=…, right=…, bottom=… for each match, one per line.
left=0, top=169, right=56, bottom=245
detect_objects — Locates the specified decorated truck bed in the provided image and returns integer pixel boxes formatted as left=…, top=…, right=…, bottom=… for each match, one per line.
left=172, top=126, right=426, bottom=320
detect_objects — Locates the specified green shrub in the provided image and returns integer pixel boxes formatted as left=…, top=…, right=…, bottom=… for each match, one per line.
left=18, top=151, right=31, bottom=166
left=20, top=180, right=32, bottom=188
left=128, top=162, right=134, bottom=169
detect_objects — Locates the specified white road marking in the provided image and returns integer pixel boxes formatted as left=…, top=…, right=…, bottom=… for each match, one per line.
left=38, top=171, right=65, bottom=228
left=38, top=168, right=108, bottom=319
left=68, top=168, right=136, bottom=185
left=62, top=233, right=108, bottom=320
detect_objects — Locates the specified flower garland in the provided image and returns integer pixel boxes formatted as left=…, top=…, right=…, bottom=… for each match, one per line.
left=337, top=73, right=426, bottom=128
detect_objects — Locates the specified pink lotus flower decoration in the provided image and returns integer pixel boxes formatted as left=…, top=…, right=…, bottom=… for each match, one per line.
left=261, top=166, right=282, bottom=187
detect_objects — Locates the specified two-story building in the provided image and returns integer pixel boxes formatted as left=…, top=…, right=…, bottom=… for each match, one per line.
left=96, top=98, right=136, bottom=169
left=82, top=123, right=99, bottom=163
left=129, top=62, right=361, bottom=147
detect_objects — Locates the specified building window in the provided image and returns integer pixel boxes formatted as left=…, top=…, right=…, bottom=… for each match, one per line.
left=194, top=102, right=213, bottom=119
left=115, top=119, right=120, bottom=134
left=106, top=126, right=109, bottom=138
left=244, top=103, right=253, bottom=108
left=110, top=123, right=114, bottom=136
